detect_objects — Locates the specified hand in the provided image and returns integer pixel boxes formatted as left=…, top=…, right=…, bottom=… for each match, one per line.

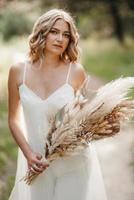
left=26, top=151, right=49, bottom=174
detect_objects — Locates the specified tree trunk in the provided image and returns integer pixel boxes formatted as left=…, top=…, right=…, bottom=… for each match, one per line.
left=108, top=0, right=125, bottom=43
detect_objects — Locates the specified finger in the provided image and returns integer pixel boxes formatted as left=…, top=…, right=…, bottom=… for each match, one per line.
left=30, top=167, right=40, bottom=174
left=35, top=159, right=44, bottom=167
left=32, top=164, right=44, bottom=173
left=42, top=163, right=49, bottom=169
left=36, top=154, right=42, bottom=160
left=30, top=167, right=42, bottom=174
left=28, top=164, right=31, bottom=170
left=42, top=159, right=49, bottom=166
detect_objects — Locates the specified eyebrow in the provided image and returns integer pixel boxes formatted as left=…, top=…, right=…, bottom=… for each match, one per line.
left=51, top=27, right=70, bottom=34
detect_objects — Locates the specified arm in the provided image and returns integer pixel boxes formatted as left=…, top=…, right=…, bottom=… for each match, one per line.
left=72, top=63, right=87, bottom=91
left=8, top=64, right=49, bottom=173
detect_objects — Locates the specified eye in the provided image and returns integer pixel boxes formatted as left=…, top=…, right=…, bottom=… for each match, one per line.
left=63, top=33, right=70, bottom=39
left=50, top=30, right=58, bottom=34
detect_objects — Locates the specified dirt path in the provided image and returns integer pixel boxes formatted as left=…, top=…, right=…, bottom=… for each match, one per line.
left=95, top=125, right=134, bottom=200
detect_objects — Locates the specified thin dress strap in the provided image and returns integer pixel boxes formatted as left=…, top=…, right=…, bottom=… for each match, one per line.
left=79, top=74, right=90, bottom=90
left=66, top=62, right=72, bottom=83
left=23, top=61, right=27, bottom=84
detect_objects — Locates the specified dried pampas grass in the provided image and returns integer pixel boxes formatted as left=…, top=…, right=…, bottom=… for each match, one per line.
left=22, top=76, right=134, bottom=185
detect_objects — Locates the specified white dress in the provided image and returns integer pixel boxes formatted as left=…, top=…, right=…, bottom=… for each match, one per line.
left=9, top=61, right=108, bottom=200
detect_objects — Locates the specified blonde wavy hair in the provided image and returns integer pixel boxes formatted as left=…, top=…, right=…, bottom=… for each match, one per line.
left=28, top=9, right=80, bottom=63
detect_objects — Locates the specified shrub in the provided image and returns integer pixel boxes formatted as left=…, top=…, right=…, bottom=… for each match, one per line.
left=0, top=9, right=32, bottom=41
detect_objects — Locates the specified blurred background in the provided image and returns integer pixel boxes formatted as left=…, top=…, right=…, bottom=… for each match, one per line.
left=0, top=0, right=134, bottom=199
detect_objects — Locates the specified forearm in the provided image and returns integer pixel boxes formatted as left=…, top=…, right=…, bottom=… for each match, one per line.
left=8, top=119, right=32, bottom=159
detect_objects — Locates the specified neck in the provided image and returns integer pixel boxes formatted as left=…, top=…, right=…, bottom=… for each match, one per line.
left=41, top=52, right=62, bottom=69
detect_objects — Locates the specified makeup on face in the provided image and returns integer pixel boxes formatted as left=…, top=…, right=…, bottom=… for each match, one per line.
left=50, top=28, right=71, bottom=40
left=45, top=19, right=71, bottom=55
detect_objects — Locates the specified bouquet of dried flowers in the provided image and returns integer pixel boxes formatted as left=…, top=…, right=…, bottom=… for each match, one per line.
left=22, top=76, right=134, bottom=185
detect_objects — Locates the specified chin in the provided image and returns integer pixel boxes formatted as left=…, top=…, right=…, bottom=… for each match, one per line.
left=45, top=46, right=66, bottom=56
left=50, top=49, right=64, bottom=56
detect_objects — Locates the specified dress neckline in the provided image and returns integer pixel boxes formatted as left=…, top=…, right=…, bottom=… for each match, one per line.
left=19, top=83, right=74, bottom=103
left=20, top=60, right=74, bottom=103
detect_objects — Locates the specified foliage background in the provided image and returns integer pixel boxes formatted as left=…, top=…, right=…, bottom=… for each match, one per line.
left=0, top=0, right=134, bottom=199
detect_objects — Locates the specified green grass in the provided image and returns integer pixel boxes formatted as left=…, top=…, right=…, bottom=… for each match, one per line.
left=0, top=175, right=15, bottom=200
left=0, top=101, right=17, bottom=199
left=81, top=38, right=134, bottom=80
left=0, top=100, right=17, bottom=174
left=0, top=96, right=17, bottom=198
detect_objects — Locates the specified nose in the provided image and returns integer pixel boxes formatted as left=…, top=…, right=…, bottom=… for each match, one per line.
left=57, top=33, right=63, bottom=42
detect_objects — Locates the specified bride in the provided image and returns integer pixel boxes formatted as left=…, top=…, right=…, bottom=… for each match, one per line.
left=8, top=8, right=107, bottom=200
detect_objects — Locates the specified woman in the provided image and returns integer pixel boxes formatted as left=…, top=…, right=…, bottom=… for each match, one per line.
left=8, top=9, right=107, bottom=200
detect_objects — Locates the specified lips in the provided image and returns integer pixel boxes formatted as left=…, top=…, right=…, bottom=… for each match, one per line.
left=53, top=44, right=63, bottom=49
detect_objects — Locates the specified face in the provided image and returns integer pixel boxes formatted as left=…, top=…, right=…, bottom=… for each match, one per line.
left=44, top=19, right=70, bottom=56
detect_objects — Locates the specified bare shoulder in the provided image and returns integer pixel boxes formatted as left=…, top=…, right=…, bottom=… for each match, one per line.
left=8, top=62, right=25, bottom=87
left=71, top=62, right=87, bottom=90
